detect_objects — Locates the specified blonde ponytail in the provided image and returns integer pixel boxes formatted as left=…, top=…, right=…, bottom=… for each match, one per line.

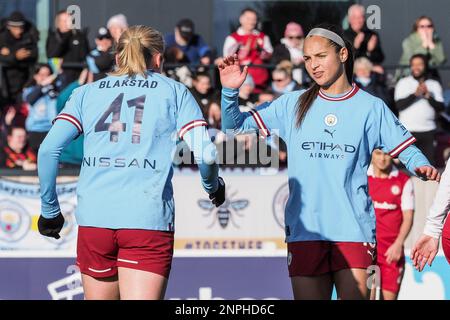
left=111, top=25, right=164, bottom=78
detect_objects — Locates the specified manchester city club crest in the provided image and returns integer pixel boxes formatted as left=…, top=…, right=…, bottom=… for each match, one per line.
left=324, top=114, right=338, bottom=127
left=0, top=200, right=31, bottom=243
left=272, top=182, right=290, bottom=229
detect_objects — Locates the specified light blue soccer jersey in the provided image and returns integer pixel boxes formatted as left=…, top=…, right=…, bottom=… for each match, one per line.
left=39, top=70, right=218, bottom=230
left=222, top=84, right=430, bottom=243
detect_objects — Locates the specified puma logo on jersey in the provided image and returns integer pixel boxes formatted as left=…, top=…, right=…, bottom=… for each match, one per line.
left=324, top=129, right=336, bottom=138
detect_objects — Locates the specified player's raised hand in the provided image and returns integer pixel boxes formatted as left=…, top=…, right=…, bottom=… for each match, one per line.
left=415, top=165, right=440, bottom=182
left=218, top=54, right=249, bottom=89
left=411, top=234, right=439, bottom=272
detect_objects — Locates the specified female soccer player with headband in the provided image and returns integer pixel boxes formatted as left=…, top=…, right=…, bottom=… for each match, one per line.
left=219, top=24, right=439, bottom=300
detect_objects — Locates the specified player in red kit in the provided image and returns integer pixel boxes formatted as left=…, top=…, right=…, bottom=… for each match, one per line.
left=368, top=149, right=415, bottom=300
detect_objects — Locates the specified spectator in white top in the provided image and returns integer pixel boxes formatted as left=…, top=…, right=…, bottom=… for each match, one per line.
left=394, top=53, right=444, bottom=165
left=412, top=159, right=450, bottom=270
left=223, top=8, right=273, bottom=92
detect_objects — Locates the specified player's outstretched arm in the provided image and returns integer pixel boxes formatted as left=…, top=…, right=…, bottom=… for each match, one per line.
left=397, top=145, right=440, bottom=182
left=38, top=120, right=79, bottom=238
left=411, top=161, right=450, bottom=271
left=411, top=234, right=440, bottom=272
left=183, top=125, right=225, bottom=207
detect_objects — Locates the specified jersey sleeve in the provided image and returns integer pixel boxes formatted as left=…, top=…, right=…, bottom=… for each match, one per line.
left=175, top=85, right=219, bottom=194
left=401, top=178, right=415, bottom=211
left=221, top=87, right=298, bottom=140
left=39, top=120, right=81, bottom=218
left=53, top=85, right=84, bottom=136
left=368, top=99, right=416, bottom=158
left=424, top=161, right=450, bottom=238
left=175, top=86, right=208, bottom=140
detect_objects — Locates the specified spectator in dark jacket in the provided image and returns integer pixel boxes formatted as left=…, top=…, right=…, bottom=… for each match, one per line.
left=46, top=10, right=90, bottom=88
left=165, top=19, right=212, bottom=65
left=0, top=126, right=36, bottom=170
left=190, top=72, right=216, bottom=117
left=343, top=4, right=384, bottom=65
left=86, top=27, right=114, bottom=81
left=353, top=57, right=395, bottom=114
left=0, top=11, right=38, bottom=107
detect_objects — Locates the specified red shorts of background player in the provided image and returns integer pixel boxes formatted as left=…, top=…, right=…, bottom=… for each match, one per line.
left=376, top=245, right=405, bottom=294
left=76, top=226, right=174, bottom=279
left=443, top=217, right=450, bottom=264
left=287, top=241, right=376, bottom=277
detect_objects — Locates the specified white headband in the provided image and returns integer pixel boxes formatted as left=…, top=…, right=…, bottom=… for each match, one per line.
left=306, top=28, right=346, bottom=48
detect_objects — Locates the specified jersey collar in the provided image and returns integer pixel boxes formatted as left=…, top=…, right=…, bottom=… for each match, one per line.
left=318, top=83, right=359, bottom=101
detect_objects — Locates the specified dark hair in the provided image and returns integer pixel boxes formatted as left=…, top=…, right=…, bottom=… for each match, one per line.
left=193, top=72, right=211, bottom=81
left=7, top=125, right=26, bottom=137
left=24, top=63, right=52, bottom=87
left=410, top=53, right=429, bottom=74
left=295, top=24, right=354, bottom=128
left=240, top=7, right=258, bottom=18
left=410, top=53, right=429, bottom=65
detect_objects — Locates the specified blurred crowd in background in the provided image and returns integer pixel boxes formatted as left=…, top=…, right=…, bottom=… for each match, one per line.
left=0, top=4, right=448, bottom=170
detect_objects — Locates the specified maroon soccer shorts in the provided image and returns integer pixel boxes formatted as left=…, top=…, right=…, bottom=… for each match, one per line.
left=287, top=241, right=376, bottom=277
left=76, top=226, right=174, bottom=279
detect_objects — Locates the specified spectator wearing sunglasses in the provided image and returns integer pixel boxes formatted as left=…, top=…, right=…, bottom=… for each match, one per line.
left=272, top=22, right=308, bottom=86
left=397, top=16, right=446, bottom=80
left=270, top=60, right=303, bottom=98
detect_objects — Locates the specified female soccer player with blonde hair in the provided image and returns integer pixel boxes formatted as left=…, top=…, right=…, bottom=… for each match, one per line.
left=37, top=25, right=225, bottom=300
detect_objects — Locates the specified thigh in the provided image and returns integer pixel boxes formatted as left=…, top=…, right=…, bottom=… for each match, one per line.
left=381, top=289, right=399, bottom=301
left=377, top=255, right=405, bottom=297
left=118, top=267, right=168, bottom=300
left=333, top=268, right=370, bottom=300
left=291, top=274, right=333, bottom=300
left=82, top=273, right=119, bottom=300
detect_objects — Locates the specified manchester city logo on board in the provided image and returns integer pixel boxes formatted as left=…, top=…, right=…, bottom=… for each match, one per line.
left=0, top=200, right=31, bottom=243
left=324, top=114, right=338, bottom=127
